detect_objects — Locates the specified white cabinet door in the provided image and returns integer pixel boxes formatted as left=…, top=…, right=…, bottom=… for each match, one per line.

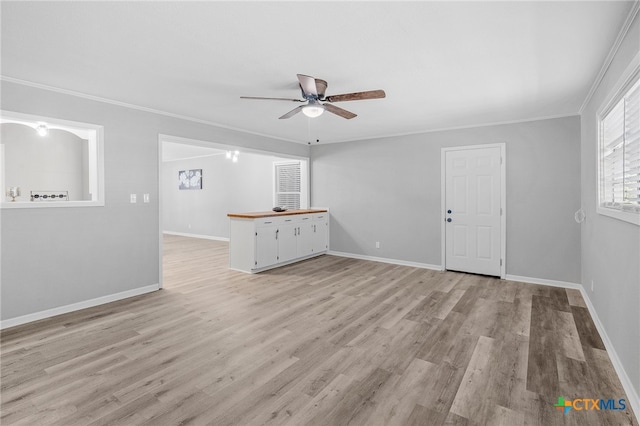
left=295, top=215, right=313, bottom=256
left=278, top=219, right=299, bottom=263
left=312, top=213, right=328, bottom=253
left=297, top=222, right=314, bottom=256
left=255, top=226, right=278, bottom=269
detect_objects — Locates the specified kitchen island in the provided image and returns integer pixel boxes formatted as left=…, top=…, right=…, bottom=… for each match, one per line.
left=227, top=209, right=329, bottom=273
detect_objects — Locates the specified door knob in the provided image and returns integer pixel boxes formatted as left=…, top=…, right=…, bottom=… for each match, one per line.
left=447, top=210, right=452, bottom=214
left=447, top=218, right=452, bottom=222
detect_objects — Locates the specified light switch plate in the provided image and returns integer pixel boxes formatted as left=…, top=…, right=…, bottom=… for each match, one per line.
left=130, top=194, right=137, bottom=203
left=143, top=194, right=150, bottom=203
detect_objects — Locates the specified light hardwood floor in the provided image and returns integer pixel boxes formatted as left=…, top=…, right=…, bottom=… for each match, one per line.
left=1, top=235, right=637, bottom=425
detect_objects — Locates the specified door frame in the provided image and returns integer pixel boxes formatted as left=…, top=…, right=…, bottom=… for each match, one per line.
left=157, top=133, right=310, bottom=289
left=440, top=143, right=506, bottom=279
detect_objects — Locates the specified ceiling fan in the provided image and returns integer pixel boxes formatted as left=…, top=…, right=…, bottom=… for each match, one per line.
left=241, top=74, right=386, bottom=120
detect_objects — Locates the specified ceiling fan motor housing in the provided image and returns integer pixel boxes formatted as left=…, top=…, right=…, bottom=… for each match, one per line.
left=241, top=74, right=385, bottom=120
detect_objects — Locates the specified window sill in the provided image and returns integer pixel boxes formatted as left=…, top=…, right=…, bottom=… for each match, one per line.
left=1, top=200, right=105, bottom=209
left=597, top=205, right=640, bottom=225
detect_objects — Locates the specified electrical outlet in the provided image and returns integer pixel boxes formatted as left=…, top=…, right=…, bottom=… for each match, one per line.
left=376, top=241, right=380, bottom=249
left=130, top=194, right=137, bottom=203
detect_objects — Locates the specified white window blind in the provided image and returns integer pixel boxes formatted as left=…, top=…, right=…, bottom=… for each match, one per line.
left=274, top=161, right=301, bottom=209
left=599, top=77, right=640, bottom=218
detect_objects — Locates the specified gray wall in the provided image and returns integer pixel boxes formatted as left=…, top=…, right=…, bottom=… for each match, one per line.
left=580, top=12, right=640, bottom=397
left=0, top=81, right=308, bottom=321
left=162, top=152, right=282, bottom=239
left=311, top=115, right=582, bottom=283
left=2, top=123, right=87, bottom=201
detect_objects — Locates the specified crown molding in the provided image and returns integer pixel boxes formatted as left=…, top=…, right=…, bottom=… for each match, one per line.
left=0, top=75, right=303, bottom=145
left=579, top=0, right=640, bottom=114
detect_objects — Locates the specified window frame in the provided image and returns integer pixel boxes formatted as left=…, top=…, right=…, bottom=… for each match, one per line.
left=596, top=53, right=640, bottom=226
left=0, top=110, right=105, bottom=209
left=273, top=160, right=309, bottom=210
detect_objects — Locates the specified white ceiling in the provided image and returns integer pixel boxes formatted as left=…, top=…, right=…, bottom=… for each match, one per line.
left=1, top=1, right=635, bottom=144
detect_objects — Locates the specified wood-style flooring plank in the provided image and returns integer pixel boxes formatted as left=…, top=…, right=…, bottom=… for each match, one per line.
left=1, top=235, right=636, bottom=425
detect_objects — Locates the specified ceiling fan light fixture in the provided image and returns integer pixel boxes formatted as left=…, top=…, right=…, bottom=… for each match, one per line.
left=302, top=103, right=324, bottom=118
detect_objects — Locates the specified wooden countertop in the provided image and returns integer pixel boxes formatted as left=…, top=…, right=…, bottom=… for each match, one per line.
left=227, top=209, right=328, bottom=219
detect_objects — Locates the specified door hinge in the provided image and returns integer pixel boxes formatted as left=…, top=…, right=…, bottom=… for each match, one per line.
left=500, top=156, right=503, bottom=165
left=500, top=207, right=503, bottom=216
left=500, top=259, right=503, bottom=266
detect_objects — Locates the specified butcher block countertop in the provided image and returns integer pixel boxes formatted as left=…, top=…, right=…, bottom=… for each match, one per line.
left=227, top=209, right=328, bottom=219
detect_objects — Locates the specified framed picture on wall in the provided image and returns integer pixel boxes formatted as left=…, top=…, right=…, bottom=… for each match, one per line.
left=178, top=169, right=202, bottom=190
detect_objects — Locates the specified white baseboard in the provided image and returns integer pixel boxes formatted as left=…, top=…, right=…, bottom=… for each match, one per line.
left=0, top=283, right=160, bottom=330
left=579, top=287, right=640, bottom=422
left=326, top=256, right=639, bottom=419
left=504, top=274, right=582, bottom=289
left=163, top=231, right=229, bottom=242
left=328, top=250, right=443, bottom=271
left=502, top=274, right=638, bottom=422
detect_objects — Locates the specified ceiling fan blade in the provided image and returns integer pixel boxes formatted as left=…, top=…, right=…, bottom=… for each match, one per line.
left=279, top=106, right=304, bottom=119
left=240, top=96, right=303, bottom=102
left=315, top=79, right=328, bottom=99
left=297, top=74, right=318, bottom=97
left=324, top=103, right=357, bottom=119
left=325, top=89, right=386, bottom=103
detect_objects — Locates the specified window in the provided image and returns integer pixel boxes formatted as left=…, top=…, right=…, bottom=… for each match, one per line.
left=598, top=67, right=640, bottom=225
left=274, top=161, right=301, bottom=209
left=273, top=160, right=308, bottom=210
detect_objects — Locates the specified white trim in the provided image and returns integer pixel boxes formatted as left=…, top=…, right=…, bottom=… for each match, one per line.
left=0, top=284, right=160, bottom=330
left=157, top=134, right=311, bottom=284
left=162, top=152, right=228, bottom=163
left=1, top=200, right=105, bottom=209
left=0, top=144, right=5, bottom=202
left=505, top=273, right=639, bottom=422
left=158, top=137, right=164, bottom=290
left=273, top=159, right=308, bottom=210
left=597, top=205, right=640, bottom=225
left=328, top=250, right=442, bottom=271
left=580, top=287, right=640, bottom=422
left=247, top=251, right=327, bottom=274
left=0, top=76, right=302, bottom=144
left=595, top=52, right=640, bottom=119
left=504, top=274, right=582, bottom=290
left=579, top=1, right=640, bottom=114
left=163, top=231, right=229, bottom=242
left=440, top=143, right=506, bottom=279
left=0, top=110, right=105, bottom=208
left=313, top=113, right=580, bottom=145
left=595, top=51, right=640, bottom=226
left=3, top=76, right=581, bottom=146
left=160, top=134, right=308, bottom=161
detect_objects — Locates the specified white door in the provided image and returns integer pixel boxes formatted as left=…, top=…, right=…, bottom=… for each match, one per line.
left=444, top=146, right=503, bottom=277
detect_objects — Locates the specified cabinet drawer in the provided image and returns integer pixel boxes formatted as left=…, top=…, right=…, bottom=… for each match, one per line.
left=255, top=217, right=284, bottom=227
left=281, top=216, right=299, bottom=225
left=297, top=214, right=312, bottom=223
left=312, top=213, right=328, bottom=221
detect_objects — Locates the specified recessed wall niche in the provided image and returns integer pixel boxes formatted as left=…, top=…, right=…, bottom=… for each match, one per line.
left=0, top=111, right=104, bottom=208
